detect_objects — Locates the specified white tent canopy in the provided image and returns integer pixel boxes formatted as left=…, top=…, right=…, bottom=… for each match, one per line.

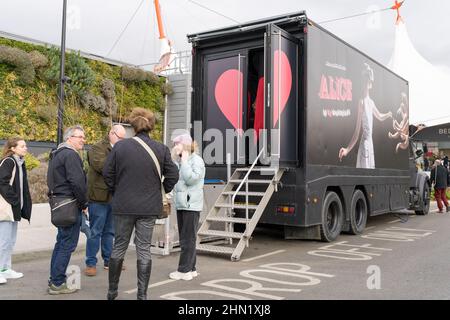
left=388, top=20, right=450, bottom=126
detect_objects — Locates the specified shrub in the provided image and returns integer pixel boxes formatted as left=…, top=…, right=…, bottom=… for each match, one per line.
left=0, top=45, right=35, bottom=84
left=100, top=117, right=112, bottom=127
left=25, top=153, right=40, bottom=171
left=28, top=50, right=48, bottom=69
left=121, top=66, right=147, bottom=82
left=80, top=91, right=107, bottom=114
left=37, top=152, right=50, bottom=162
left=45, top=48, right=95, bottom=98
left=36, top=104, right=57, bottom=123
left=27, top=161, right=49, bottom=204
left=121, top=66, right=160, bottom=85
left=146, top=71, right=160, bottom=85
left=101, top=79, right=118, bottom=116
left=160, top=82, right=173, bottom=96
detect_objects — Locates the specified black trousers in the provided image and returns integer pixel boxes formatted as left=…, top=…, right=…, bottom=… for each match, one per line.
left=111, top=215, right=156, bottom=261
left=176, top=210, right=200, bottom=273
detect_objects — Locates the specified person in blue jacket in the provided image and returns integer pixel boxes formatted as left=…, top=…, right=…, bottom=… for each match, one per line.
left=169, top=133, right=205, bottom=281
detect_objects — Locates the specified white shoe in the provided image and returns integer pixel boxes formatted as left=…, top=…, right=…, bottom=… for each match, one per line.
left=191, top=271, right=199, bottom=278
left=0, top=269, right=24, bottom=279
left=0, top=274, right=6, bottom=284
left=169, top=271, right=193, bottom=281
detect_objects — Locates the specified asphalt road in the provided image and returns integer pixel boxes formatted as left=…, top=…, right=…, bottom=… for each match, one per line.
left=1, top=203, right=450, bottom=301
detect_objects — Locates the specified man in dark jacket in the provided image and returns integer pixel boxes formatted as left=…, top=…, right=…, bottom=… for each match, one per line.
left=103, top=108, right=178, bottom=300
left=47, top=125, right=88, bottom=295
left=84, top=125, right=126, bottom=277
left=430, top=159, right=449, bottom=213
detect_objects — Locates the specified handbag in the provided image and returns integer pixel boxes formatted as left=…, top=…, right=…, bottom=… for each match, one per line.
left=0, top=158, right=16, bottom=222
left=49, top=196, right=79, bottom=227
left=133, top=137, right=171, bottom=219
left=47, top=150, right=79, bottom=227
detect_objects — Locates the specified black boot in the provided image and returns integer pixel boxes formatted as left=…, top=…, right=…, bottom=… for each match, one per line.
left=107, top=258, right=124, bottom=300
left=137, top=259, right=152, bottom=300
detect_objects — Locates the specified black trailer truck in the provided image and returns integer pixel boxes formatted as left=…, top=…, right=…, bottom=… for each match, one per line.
left=187, top=11, right=430, bottom=261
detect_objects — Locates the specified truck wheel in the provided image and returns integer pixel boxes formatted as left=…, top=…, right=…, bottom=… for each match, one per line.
left=415, top=183, right=431, bottom=215
left=320, top=191, right=344, bottom=242
left=348, top=190, right=368, bottom=235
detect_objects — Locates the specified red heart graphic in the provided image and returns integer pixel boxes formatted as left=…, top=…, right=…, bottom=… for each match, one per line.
left=273, top=50, right=292, bottom=127
left=215, top=69, right=244, bottom=132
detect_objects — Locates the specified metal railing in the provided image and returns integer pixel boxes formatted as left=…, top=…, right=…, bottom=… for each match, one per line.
left=231, top=147, right=265, bottom=234
left=141, top=50, right=192, bottom=75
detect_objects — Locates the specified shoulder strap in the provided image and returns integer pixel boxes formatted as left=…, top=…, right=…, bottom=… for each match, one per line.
left=0, top=157, right=16, bottom=186
left=47, top=147, right=68, bottom=195
left=132, top=137, right=162, bottom=180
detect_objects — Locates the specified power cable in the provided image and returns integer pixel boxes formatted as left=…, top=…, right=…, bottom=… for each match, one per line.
left=186, top=0, right=241, bottom=25
left=318, top=7, right=391, bottom=25
left=106, top=0, right=145, bottom=57
left=180, top=0, right=210, bottom=29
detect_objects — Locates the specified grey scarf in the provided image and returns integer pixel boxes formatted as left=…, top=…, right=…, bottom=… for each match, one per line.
left=13, top=155, right=24, bottom=210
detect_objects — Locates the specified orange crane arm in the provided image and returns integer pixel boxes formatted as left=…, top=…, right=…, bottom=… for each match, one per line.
left=154, top=0, right=166, bottom=39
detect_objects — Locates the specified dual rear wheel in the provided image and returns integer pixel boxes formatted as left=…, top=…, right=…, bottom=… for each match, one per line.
left=320, top=190, right=368, bottom=242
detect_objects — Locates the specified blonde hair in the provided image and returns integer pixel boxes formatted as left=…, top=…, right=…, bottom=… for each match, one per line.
left=180, top=140, right=199, bottom=154
left=2, top=137, right=25, bottom=158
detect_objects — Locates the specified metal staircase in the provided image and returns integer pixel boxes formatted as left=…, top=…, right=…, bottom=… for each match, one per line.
left=197, top=151, right=284, bottom=261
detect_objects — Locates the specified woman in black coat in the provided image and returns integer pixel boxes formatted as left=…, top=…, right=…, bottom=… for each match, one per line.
left=0, top=137, right=32, bottom=285
left=103, top=108, right=179, bottom=300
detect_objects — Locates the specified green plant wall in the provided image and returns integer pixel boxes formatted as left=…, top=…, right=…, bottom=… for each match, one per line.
left=0, top=37, right=168, bottom=144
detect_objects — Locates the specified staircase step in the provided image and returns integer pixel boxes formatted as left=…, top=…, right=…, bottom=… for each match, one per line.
left=198, top=230, right=244, bottom=239
left=230, top=179, right=272, bottom=184
left=196, top=244, right=235, bottom=254
left=235, top=167, right=277, bottom=172
left=222, top=191, right=266, bottom=197
left=215, top=203, right=258, bottom=210
left=206, top=216, right=249, bottom=224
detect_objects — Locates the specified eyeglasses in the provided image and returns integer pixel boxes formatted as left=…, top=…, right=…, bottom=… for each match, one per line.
left=113, top=131, right=125, bottom=140
left=71, top=135, right=86, bottom=140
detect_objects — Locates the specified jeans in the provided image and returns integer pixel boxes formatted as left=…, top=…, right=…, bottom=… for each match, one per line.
left=49, top=212, right=81, bottom=286
left=85, top=202, right=114, bottom=267
left=0, top=221, right=18, bottom=270
left=111, top=215, right=156, bottom=261
left=176, top=210, right=200, bottom=273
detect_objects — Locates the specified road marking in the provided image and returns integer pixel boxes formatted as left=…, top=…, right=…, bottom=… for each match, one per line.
left=308, top=241, right=391, bottom=261
left=242, top=250, right=286, bottom=262
left=388, top=219, right=401, bottom=224
left=124, top=279, right=176, bottom=294
left=361, top=227, right=435, bottom=242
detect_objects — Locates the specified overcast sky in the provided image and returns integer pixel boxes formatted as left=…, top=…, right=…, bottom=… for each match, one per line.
left=0, top=0, right=449, bottom=73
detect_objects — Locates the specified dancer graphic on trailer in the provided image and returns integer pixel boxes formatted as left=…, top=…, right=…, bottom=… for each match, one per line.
left=339, top=63, right=392, bottom=168
left=388, top=92, right=409, bottom=153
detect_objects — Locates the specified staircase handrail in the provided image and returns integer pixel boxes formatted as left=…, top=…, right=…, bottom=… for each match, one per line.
left=231, top=147, right=265, bottom=210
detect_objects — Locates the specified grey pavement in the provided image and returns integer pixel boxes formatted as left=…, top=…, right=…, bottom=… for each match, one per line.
left=5, top=201, right=450, bottom=300
left=13, top=203, right=87, bottom=263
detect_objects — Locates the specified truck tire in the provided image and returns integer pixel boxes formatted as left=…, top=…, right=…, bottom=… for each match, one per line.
left=348, top=190, right=368, bottom=235
left=415, top=182, right=431, bottom=215
left=320, top=191, right=344, bottom=242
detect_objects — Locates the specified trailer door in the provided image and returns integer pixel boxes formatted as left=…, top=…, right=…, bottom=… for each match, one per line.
left=264, top=24, right=298, bottom=166
left=203, top=51, right=247, bottom=166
